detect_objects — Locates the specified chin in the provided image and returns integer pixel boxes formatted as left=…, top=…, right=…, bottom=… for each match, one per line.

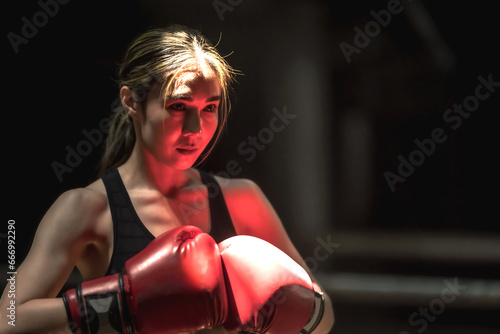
left=167, top=157, right=199, bottom=171
left=159, top=149, right=204, bottom=170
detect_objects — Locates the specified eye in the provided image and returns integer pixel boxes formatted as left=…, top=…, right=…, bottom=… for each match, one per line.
left=167, top=102, right=185, bottom=111
left=203, top=104, right=218, bottom=113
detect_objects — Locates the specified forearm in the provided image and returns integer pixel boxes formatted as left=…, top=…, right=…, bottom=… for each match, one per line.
left=0, top=298, right=70, bottom=334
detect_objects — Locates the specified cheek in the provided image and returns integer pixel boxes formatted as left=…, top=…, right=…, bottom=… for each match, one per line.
left=141, top=112, right=180, bottom=149
left=160, top=118, right=183, bottom=141
left=202, top=115, right=219, bottom=142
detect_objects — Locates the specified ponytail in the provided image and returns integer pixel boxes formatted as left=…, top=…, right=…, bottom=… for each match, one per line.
left=98, top=100, right=136, bottom=176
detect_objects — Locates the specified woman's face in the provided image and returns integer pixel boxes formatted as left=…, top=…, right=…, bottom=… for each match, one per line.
left=134, top=70, right=221, bottom=170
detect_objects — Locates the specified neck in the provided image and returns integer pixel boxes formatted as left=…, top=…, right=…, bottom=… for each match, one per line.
left=118, top=141, right=194, bottom=196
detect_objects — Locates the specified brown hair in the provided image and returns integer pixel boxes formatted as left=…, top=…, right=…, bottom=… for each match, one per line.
left=98, top=25, right=237, bottom=176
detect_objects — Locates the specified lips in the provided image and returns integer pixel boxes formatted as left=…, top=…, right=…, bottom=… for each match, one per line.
left=176, top=147, right=199, bottom=155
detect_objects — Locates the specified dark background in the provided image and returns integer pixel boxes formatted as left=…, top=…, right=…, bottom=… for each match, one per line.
left=3, top=0, right=499, bottom=333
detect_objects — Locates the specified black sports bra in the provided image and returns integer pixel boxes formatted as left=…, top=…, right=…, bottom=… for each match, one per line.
left=102, top=168, right=237, bottom=275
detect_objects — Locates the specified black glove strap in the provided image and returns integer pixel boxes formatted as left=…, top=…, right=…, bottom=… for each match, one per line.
left=62, top=274, right=131, bottom=334
left=62, top=291, right=78, bottom=334
left=299, top=289, right=325, bottom=334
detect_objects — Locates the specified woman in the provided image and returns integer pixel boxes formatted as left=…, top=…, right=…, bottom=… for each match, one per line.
left=0, top=25, right=334, bottom=333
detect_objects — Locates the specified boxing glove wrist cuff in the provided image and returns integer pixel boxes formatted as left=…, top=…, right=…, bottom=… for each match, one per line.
left=62, top=273, right=133, bottom=334
left=299, top=286, right=325, bottom=334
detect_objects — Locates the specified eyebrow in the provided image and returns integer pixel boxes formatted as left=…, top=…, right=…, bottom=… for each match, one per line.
left=166, top=94, right=221, bottom=102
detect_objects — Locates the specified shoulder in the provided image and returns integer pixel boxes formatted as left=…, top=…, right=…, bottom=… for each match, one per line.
left=58, top=184, right=107, bottom=216
left=25, top=183, right=109, bottom=267
left=59, top=185, right=106, bottom=205
left=214, top=176, right=279, bottom=237
left=213, top=176, right=264, bottom=207
left=213, top=175, right=308, bottom=267
left=43, top=182, right=108, bottom=234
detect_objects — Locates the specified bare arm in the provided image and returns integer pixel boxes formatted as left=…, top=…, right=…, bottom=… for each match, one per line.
left=0, top=189, right=106, bottom=334
left=221, top=178, right=335, bottom=334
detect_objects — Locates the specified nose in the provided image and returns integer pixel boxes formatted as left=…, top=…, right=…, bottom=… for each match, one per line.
left=182, top=110, right=202, bottom=136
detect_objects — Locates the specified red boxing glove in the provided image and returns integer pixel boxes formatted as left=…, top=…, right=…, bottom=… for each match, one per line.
left=62, top=225, right=227, bottom=334
left=218, top=236, right=318, bottom=334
